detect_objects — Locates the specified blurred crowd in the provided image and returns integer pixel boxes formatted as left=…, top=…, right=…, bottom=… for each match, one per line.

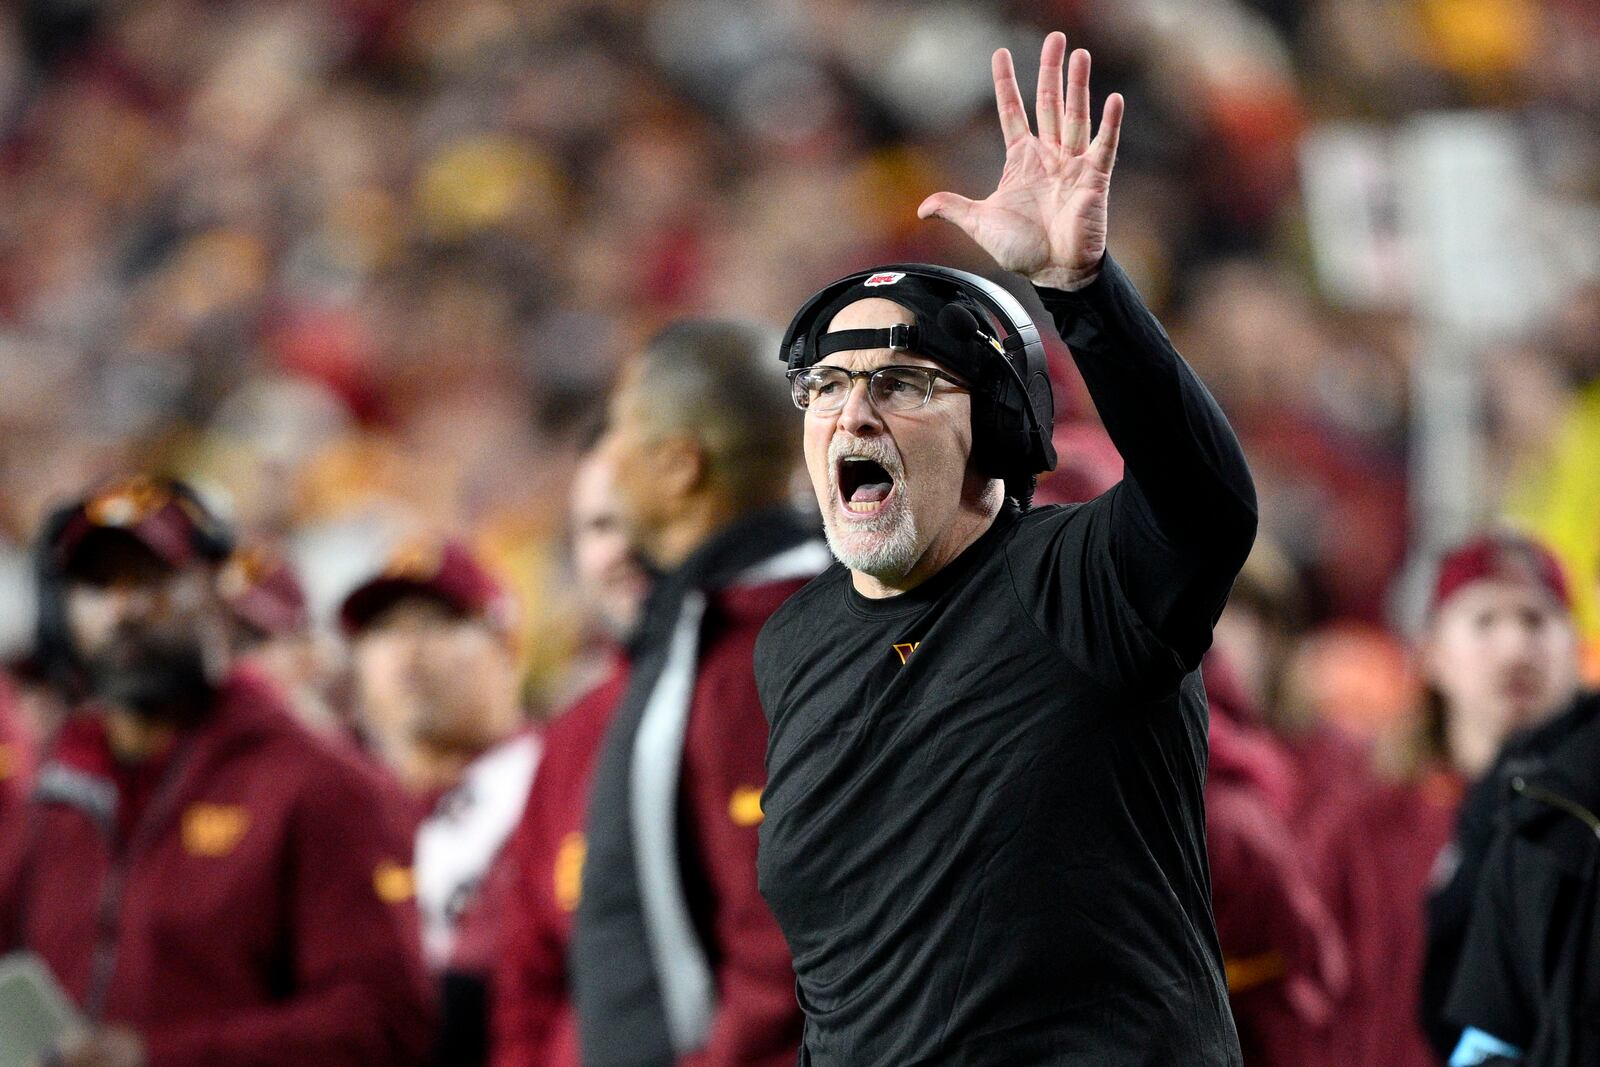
left=0, top=0, right=1597, bottom=1063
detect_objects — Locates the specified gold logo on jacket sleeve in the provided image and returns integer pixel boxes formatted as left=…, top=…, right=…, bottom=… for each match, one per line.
left=1224, top=950, right=1286, bottom=993
left=554, top=833, right=586, bottom=912
left=181, top=804, right=251, bottom=857
left=374, top=861, right=416, bottom=904
left=892, top=642, right=920, bottom=665
left=728, top=786, right=765, bottom=827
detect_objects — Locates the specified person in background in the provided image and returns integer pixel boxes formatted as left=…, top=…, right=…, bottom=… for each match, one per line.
left=342, top=538, right=528, bottom=811
left=568, top=430, right=655, bottom=651
left=492, top=445, right=648, bottom=1067
left=1212, top=537, right=1373, bottom=840
left=0, top=475, right=433, bottom=1067
left=218, top=546, right=344, bottom=737
left=340, top=538, right=537, bottom=1065
left=1424, top=642, right=1600, bottom=1050
left=1441, top=691, right=1600, bottom=1066
left=1205, top=660, right=1351, bottom=1066
left=1316, top=531, right=1580, bottom=1067
left=1425, top=686, right=1600, bottom=1058
left=568, top=319, right=824, bottom=1067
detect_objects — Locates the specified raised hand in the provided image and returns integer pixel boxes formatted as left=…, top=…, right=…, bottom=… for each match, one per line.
left=918, top=33, right=1123, bottom=291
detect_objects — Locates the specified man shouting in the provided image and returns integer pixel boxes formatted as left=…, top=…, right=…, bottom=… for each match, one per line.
left=754, top=34, right=1256, bottom=1066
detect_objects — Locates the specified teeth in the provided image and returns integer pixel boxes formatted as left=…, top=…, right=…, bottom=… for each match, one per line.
left=845, top=500, right=881, bottom=513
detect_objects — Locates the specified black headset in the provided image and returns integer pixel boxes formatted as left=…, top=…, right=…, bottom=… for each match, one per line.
left=780, top=263, right=1057, bottom=484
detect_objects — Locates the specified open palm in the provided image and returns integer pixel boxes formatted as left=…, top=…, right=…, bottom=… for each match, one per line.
left=918, top=34, right=1123, bottom=290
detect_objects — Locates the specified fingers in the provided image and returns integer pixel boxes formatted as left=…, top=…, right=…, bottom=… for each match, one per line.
left=1035, top=32, right=1066, bottom=146
left=917, top=191, right=980, bottom=234
left=1089, top=92, right=1124, bottom=174
left=990, top=48, right=1031, bottom=148
left=1064, top=47, right=1092, bottom=154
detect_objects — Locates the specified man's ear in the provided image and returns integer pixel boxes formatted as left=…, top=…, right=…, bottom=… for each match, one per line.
left=653, top=435, right=706, bottom=500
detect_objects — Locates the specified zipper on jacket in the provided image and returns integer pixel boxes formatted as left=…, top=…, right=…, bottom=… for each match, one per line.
left=83, top=861, right=126, bottom=1021
left=81, top=745, right=196, bottom=1022
left=1511, top=776, right=1600, bottom=840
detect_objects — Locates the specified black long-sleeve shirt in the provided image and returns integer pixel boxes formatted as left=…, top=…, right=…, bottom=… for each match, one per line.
left=754, top=254, right=1256, bottom=1066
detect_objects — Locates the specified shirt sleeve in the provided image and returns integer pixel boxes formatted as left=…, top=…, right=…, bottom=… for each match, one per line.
left=142, top=760, right=437, bottom=1067
left=678, top=623, right=803, bottom=1067
left=1034, top=253, right=1258, bottom=673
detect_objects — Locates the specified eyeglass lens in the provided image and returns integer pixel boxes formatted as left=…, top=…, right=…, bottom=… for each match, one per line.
left=793, top=367, right=935, bottom=412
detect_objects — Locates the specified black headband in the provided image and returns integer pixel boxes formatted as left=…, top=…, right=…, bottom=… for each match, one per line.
left=795, top=273, right=1004, bottom=384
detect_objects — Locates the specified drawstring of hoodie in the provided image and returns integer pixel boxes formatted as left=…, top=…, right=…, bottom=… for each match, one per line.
left=1512, top=776, right=1600, bottom=839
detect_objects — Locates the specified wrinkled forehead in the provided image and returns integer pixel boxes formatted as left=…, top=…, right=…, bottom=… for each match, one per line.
left=819, top=297, right=937, bottom=370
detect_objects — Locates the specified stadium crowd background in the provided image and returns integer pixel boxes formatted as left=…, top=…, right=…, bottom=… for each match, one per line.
left=0, top=0, right=1596, bottom=1061
left=0, top=0, right=1593, bottom=703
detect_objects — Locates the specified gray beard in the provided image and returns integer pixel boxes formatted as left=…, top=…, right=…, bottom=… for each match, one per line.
left=822, top=499, right=921, bottom=581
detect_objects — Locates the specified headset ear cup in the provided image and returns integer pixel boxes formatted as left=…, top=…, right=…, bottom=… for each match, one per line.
left=969, top=387, right=998, bottom=478
left=971, top=357, right=1032, bottom=480
left=1027, top=368, right=1057, bottom=471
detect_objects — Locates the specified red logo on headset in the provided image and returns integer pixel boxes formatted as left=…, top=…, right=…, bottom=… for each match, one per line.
left=864, top=272, right=906, bottom=287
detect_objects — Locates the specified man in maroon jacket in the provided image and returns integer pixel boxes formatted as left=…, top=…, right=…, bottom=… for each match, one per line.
left=0, top=475, right=434, bottom=1067
left=560, top=320, right=826, bottom=1067
left=341, top=536, right=537, bottom=1067
left=491, top=443, right=644, bottom=1067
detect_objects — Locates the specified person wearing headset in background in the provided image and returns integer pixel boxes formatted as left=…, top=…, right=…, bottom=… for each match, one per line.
left=0, top=475, right=433, bottom=1067
left=753, top=33, right=1256, bottom=1066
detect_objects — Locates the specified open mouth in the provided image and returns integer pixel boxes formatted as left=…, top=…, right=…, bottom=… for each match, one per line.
left=837, top=456, right=896, bottom=516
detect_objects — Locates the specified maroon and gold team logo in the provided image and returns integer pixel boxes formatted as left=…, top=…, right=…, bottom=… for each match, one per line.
left=85, top=476, right=171, bottom=528
left=554, top=833, right=586, bottom=912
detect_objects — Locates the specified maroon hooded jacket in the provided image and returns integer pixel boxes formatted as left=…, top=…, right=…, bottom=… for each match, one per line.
left=1200, top=654, right=1351, bottom=1065
left=0, top=668, right=436, bottom=1067
left=1208, top=712, right=1350, bottom=1066
left=498, top=570, right=810, bottom=1067
left=493, top=658, right=629, bottom=1067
